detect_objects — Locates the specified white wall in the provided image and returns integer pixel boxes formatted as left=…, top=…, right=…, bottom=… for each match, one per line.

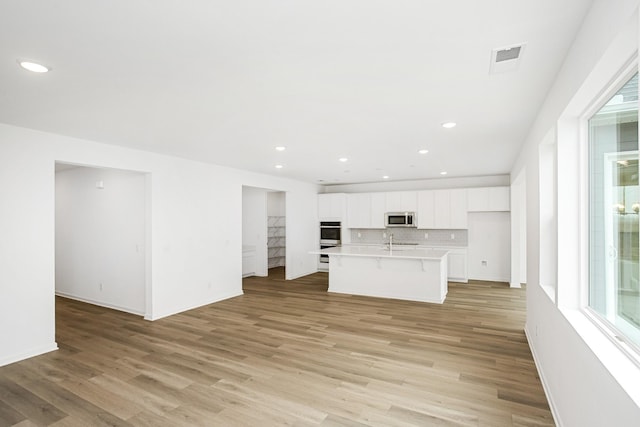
left=511, top=0, right=640, bottom=425
left=267, top=191, right=286, bottom=216
left=467, top=212, right=510, bottom=282
left=510, top=168, right=527, bottom=287
left=283, top=190, right=318, bottom=274
left=0, top=138, right=58, bottom=366
left=0, top=123, right=319, bottom=367
left=56, top=166, right=146, bottom=314
left=538, top=135, right=558, bottom=298
left=242, top=187, right=268, bottom=277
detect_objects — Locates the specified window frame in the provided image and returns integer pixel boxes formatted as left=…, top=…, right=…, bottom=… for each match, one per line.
left=580, top=59, right=640, bottom=367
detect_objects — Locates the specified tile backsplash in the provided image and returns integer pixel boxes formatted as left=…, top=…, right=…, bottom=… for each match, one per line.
left=350, top=228, right=467, bottom=247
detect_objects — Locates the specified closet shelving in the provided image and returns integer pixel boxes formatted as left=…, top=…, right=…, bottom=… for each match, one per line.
left=268, top=216, right=286, bottom=268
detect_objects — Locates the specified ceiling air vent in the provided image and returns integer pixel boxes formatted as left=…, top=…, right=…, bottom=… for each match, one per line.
left=490, top=43, right=526, bottom=74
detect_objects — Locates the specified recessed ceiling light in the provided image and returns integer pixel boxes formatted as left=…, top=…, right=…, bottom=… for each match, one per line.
left=275, top=164, right=283, bottom=169
left=418, top=149, right=429, bottom=154
left=339, top=157, right=348, bottom=162
left=442, top=122, right=457, bottom=129
left=275, top=146, right=286, bottom=151
left=440, top=171, right=447, bottom=175
left=18, top=60, right=49, bottom=73
left=382, top=175, right=390, bottom=179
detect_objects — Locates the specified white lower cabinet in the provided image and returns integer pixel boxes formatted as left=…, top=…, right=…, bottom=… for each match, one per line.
left=420, top=246, right=467, bottom=283
left=446, top=249, right=468, bottom=283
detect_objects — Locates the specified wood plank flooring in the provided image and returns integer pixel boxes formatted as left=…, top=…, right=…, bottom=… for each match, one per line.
left=0, top=268, right=553, bottom=426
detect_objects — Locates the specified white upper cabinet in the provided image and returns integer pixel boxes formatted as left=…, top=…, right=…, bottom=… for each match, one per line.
left=467, top=187, right=510, bottom=212
left=344, top=187, right=504, bottom=230
left=318, top=193, right=346, bottom=220
left=434, top=190, right=451, bottom=228
left=417, top=190, right=435, bottom=228
left=449, top=188, right=468, bottom=228
left=370, top=193, right=386, bottom=229
left=385, top=191, right=417, bottom=212
left=418, top=189, right=467, bottom=229
left=346, top=192, right=386, bottom=228
left=467, top=187, right=489, bottom=211
left=346, top=193, right=371, bottom=228
left=488, top=187, right=510, bottom=211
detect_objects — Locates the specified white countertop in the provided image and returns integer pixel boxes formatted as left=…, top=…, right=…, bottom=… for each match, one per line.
left=312, top=245, right=448, bottom=260
left=344, top=243, right=467, bottom=250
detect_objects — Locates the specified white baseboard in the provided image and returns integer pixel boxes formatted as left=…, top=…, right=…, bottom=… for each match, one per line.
left=55, top=291, right=144, bottom=316
left=0, top=342, right=58, bottom=367
left=524, top=325, right=563, bottom=427
left=287, top=268, right=321, bottom=280
left=146, top=290, right=244, bottom=321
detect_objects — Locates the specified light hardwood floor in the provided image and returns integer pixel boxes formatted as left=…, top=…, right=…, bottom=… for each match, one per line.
left=0, top=268, right=553, bottom=426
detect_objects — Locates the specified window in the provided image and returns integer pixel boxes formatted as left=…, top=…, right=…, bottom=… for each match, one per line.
left=588, top=72, right=640, bottom=350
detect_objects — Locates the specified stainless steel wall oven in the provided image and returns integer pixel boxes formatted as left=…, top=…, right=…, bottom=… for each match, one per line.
left=319, top=221, right=341, bottom=269
left=320, top=221, right=341, bottom=243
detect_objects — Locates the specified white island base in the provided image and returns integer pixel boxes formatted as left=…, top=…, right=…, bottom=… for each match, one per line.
left=322, top=247, right=448, bottom=304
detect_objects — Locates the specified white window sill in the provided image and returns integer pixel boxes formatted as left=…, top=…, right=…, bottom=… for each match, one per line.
left=560, top=307, right=640, bottom=407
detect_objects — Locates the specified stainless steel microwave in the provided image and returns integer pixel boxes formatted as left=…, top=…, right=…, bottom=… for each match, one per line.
left=385, top=212, right=417, bottom=228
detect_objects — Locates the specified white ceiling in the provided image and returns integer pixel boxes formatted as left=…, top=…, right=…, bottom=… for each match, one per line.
left=0, top=0, right=592, bottom=184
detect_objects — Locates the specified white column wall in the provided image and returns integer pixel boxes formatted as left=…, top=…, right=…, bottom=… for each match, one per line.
left=0, top=139, right=57, bottom=365
left=242, top=187, right=268, bottom=277
left=510, top=169, right=527, bottom=288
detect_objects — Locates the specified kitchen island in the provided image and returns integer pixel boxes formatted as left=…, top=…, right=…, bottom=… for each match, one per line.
left=313, top=245, right=448, bottom=303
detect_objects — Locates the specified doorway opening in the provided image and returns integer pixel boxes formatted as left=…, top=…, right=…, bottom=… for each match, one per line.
left=55, top=163, right=148, bottom=316
left=242, top=187, right=286, bottom=282
left=267, top=191, right=286, bottom=274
